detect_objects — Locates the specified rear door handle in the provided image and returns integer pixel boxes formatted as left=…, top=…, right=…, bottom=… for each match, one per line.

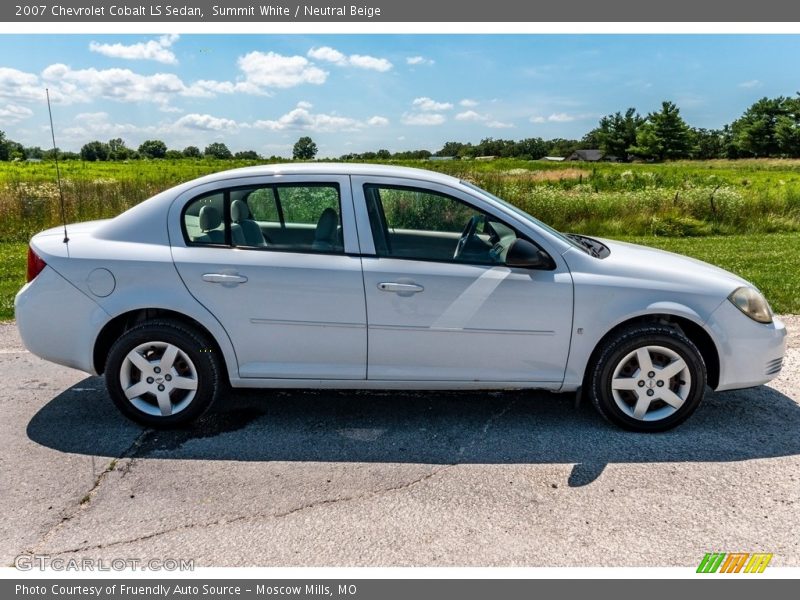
left=377, top=282, right=424, bottom=295
left=202, top=273, right=248, bottom=285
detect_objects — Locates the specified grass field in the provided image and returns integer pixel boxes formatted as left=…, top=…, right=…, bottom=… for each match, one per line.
left=1, top=158, right=799, bottom=320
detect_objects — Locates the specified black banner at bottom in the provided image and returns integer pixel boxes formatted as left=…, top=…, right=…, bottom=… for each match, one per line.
left=3, top=579, right=795, bottom=600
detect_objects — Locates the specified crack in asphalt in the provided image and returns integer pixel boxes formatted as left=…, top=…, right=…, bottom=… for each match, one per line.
left=48, top=399, right=519, bottom=557
left=48, top=464, right=455, bottom=556
left=458, top=398, right=516, bottom=457
left=21, top=428, right=152, bottom=557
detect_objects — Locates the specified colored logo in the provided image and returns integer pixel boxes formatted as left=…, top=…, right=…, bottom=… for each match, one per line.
left=697, top=552, right=773, bottom=573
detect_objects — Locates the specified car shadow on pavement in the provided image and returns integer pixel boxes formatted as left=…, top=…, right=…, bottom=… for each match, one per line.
left=27, top=377, right=800, bottom=486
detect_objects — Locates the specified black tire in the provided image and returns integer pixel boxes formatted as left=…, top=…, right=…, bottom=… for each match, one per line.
left=105, top=319, right=223, bottom=428
left=588, top=324, right=706, bottom=432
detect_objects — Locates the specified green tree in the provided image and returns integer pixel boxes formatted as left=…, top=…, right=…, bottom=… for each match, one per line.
left=24, top=146, right=44, bottom=159
left=690, top=128, right=727, bottom=159
left=436, top=141, right=466, bottom=157
left=513, top=137, right=548, bottom=159
left=234, top=150, right=260, bottom=159
left=204, top=142, right=233, bottom=159
left=165, top=149, right=183, bottom=159
left=80, top=140, right=110, bottom=161
left=107, top=138, right=131, bottom=160
left=629, top=101, right=692, bottom=161
left=775, top=95, right=800, bottom=157
left=138, top=139, right=167, bottom=159
left=375, top=149, right=391, bottom=159
left=730, top=97, right=786, bottom=157
left=292, top=136, right=318, bottom=160
left=595, top=108, right=643, bottom=160
left=182, top=145, right=201, bottom=158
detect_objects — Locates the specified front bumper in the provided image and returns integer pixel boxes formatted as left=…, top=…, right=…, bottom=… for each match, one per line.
left=705, top=298, right=787, bottom=391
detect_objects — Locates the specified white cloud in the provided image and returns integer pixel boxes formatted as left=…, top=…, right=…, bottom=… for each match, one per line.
left=0, top=104, right=33, bottom=124
left=455, top=109, right=512, bottom=128
left=60, top=112, right=156, bottom=143
left=253, top=103, right=381, bottom=132
left=307, top=46, right=348, bottom=65
left=739, top=79, right=762, bottom=89
left=459, top=98, right=478, bottom=107
left=296, top=100, right=313, bottom=109
left=183, top=79, right=237, bottom=97
left=401, top=112, right=446, bottom=126
left=367, top=116, right=390, bottom=126
left=412, top=97, right=453, bottom=112
left=455, top=110, right=487, bottom=122
left=349, top=54, right=393, bottom=72
left=308, top=46, right=393, bottom=72
left=41, top=64, right=187, bottom=107
left=530, top=112, right=591, bottom=123
left=487, top=120, right=514, bottom=129
left=406, top=56, right=434, bottom=66
left=174, top=113, right=239, bottom=132
left=237, top=51, right=327, bottom=90
left=89, top=34, right=179, bottom=65
left=0, top=67, right=45, bottom=103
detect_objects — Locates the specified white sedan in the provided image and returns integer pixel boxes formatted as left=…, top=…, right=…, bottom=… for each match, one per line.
left=15, top=164, right=786, bottom=431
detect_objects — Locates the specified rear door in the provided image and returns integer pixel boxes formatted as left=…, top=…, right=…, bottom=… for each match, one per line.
left=169, top=175, right=367, bottom=380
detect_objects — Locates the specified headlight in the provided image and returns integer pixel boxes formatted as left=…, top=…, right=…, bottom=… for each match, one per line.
left=728, top=286, right=773, bottom=324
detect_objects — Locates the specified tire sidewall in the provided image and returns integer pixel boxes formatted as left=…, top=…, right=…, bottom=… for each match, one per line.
left=105, top=322, right=219, bottom=427
left=592, top=328, right=706, bottom=432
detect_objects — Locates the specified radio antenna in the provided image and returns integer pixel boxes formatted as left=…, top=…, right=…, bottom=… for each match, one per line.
left=46, top=88, right=69, bottom=244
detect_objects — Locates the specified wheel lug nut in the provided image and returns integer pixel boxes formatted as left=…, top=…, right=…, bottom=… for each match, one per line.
left=154, top=367, right=161, bottom=374
left=646, top=389, right=655, bottom=397
left=657, top=380, right=664, bottom=387
left=648, top=371, right=655, bottom=378
left=637, top=380, right=645, bottom=387
left=165, top=374, right=172, bottom=381
left=157, top=384, right=165, bottom=392
left=146, top=377, right=154, bottom=384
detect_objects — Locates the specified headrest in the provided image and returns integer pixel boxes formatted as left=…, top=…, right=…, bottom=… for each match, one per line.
left=315, top=207, right=338, bottom=239
left=231, top=199, right=250, bottom=223
left=198, top=205, right=222, bottom=231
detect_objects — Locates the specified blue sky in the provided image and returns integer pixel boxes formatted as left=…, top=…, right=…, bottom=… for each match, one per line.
left=0, top=34, right=798, bottom=157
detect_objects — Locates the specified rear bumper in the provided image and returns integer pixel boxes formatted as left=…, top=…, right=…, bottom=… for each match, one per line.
left=14, top=266, right=108, bottom=374
left=705, top=299, right=787, bottom=391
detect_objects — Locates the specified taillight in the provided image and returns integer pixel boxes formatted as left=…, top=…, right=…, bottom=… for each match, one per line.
left=26, top=246, right=46, bottom=282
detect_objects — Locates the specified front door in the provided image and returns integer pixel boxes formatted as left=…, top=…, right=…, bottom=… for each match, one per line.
left=353, top=178, right=573, bottom=383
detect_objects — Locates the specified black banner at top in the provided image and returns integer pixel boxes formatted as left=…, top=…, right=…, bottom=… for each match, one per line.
left=2, top=0, right=800, bottom=22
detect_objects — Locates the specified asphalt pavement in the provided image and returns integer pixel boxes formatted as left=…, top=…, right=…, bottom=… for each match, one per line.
left=1, top=317, right=798, bottom=567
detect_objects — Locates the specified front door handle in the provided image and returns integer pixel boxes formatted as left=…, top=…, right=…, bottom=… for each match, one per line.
left=377, top=282, right=424, bottom=295
left=202, top=273, right=248, bottom=285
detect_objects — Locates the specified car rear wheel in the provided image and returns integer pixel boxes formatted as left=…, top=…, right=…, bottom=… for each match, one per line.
left=589, top=324, right=706, bottom=432
left=105, top=320, right=222, bottom=427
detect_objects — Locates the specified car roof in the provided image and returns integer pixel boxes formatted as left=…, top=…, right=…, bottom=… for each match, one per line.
left=187, top=162, right=463, bottom=187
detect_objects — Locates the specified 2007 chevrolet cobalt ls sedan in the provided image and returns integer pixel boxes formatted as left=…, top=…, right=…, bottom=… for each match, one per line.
left=15, top=164, right=786, bottom=431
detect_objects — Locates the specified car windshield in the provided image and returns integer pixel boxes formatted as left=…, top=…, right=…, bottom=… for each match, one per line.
left=460, top=180, right=585, bottom=252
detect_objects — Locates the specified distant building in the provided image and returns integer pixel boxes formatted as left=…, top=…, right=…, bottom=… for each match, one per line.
left=567, top=149, right=604, bottom=162
left=542, top=156, right=566, bottom=162
left=475, top=155, right=497, bottom=161
left=428, top=156, right=456, bottom=161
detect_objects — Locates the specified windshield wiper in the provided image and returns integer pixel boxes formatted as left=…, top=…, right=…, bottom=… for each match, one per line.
left=566, top=234, right=601, bottom=258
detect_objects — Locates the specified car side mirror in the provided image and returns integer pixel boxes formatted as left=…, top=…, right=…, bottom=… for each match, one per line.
left=505, top=239, right=554, bottom=269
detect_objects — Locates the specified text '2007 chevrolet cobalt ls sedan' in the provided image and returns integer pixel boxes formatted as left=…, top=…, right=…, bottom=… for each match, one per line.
left=15, top=164, right=786, bottom=431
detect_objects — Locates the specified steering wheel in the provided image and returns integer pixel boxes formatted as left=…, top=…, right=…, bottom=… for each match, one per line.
left=453, top=215, right=482, bottom=260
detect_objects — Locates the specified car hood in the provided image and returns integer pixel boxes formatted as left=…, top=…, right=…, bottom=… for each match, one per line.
left=591, top=237, right=751, bottom=297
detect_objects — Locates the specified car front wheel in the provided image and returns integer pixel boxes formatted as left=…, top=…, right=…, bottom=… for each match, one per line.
left=589, top=324, right=707, bottom=432
left=105, top=320, right=222, bottom=427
